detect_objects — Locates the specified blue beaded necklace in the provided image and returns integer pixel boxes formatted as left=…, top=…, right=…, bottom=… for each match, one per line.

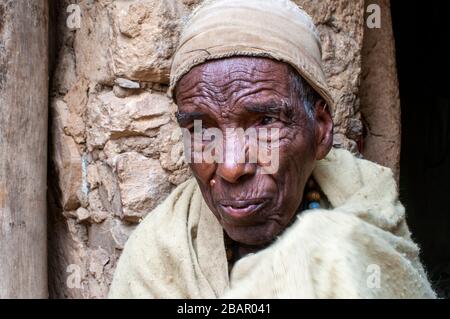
left=303, top=178, right=322, bottom=210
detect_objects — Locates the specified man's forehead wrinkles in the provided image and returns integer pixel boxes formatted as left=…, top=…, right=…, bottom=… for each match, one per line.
left=181, top=95, right=224, bottom=113
left=232, top=83, right=290, bottom=105
left=179, top=81, right=243, bottom=107
left=177, top=59, right=292, bottom=118
left=178, top=92, right=224, bottom=118
left=200, top=72, right=279, bottom=89
left=179, top=94, right=213, bottom=106
left=201, top=78, right=283, bottom=101
left=184, top=84, right=289, bottom=116
left=178, top=80, right=226, bottom=106
left=209, top=67, right=274, bottom=79
left=178, top=60, right=288, bottom=96
left=215, top=68, right=274, bottom=80
left=202, top=60, right=284, bottom=80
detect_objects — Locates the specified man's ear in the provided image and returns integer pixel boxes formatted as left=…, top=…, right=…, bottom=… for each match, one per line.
left=313, top=99, right=333, bottom=160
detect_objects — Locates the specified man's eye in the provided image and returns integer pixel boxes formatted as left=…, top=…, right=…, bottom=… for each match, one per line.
left=260, top=116, right=278, bottom=126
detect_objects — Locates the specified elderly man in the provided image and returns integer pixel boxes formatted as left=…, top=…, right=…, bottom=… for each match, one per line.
left=109, top=0, right=435, bottom=298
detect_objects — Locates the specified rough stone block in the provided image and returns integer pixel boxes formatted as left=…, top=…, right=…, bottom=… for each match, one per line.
left=115, top=151, right=172, bottom=222
left=111, top=0, right=190, bottom=83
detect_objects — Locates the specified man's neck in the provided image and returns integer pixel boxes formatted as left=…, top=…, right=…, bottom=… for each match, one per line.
left=236, top=242, right=270, bottom=259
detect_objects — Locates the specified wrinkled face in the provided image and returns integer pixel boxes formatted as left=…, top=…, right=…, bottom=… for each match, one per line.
left=175, top=57, right=332, bottom=245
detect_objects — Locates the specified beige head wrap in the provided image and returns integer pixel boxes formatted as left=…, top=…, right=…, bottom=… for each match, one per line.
left=169, top=0, right=334, bottom=114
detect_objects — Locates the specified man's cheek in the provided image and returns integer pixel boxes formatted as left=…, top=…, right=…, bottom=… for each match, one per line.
left=277, top=128, right=302, bottom=150
left=190, top=163, right=215, bottom=184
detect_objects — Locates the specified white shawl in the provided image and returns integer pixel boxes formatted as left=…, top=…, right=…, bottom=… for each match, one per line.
left=109, top=148, right=436, bottom=298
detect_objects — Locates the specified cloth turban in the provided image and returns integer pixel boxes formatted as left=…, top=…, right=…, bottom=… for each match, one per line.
left=169, top=0, right=335, bottom=115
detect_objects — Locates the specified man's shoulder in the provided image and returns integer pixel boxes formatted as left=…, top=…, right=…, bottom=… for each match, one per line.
left=117, top=177, right=198, bottom=258
left=315, top=147, right=403, bottom=230
left=109, top=177, right=201, bottom=298
left=325, top=147, right=394, bottom=174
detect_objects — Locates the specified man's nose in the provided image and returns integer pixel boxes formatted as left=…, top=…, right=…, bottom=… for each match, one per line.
left=216, top=138, right=256, bottom=183
left=216, top=161, right=256, bottom=184
left=216, top=129, right=257, bottom=183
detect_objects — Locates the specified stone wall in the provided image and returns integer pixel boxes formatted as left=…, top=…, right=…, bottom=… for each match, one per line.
left=48, top=0, right=390, bottom=298
left=360, top=0, right=401, bottom=179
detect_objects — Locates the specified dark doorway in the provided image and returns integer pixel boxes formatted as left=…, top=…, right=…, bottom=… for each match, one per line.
left=391, top=1, right=450, bottom=298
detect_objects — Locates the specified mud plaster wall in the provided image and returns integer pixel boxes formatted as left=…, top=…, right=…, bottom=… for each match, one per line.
left=48, top=0, right=399, bottom=298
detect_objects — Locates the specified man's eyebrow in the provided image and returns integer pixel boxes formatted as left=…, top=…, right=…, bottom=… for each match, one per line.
left=244, top=102, right=285, bottom=114
left=175, top=111, right=207, bottom=125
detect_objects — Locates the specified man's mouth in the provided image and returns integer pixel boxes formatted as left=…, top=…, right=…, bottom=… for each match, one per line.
left=218, top=199, right=268, bottom=220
